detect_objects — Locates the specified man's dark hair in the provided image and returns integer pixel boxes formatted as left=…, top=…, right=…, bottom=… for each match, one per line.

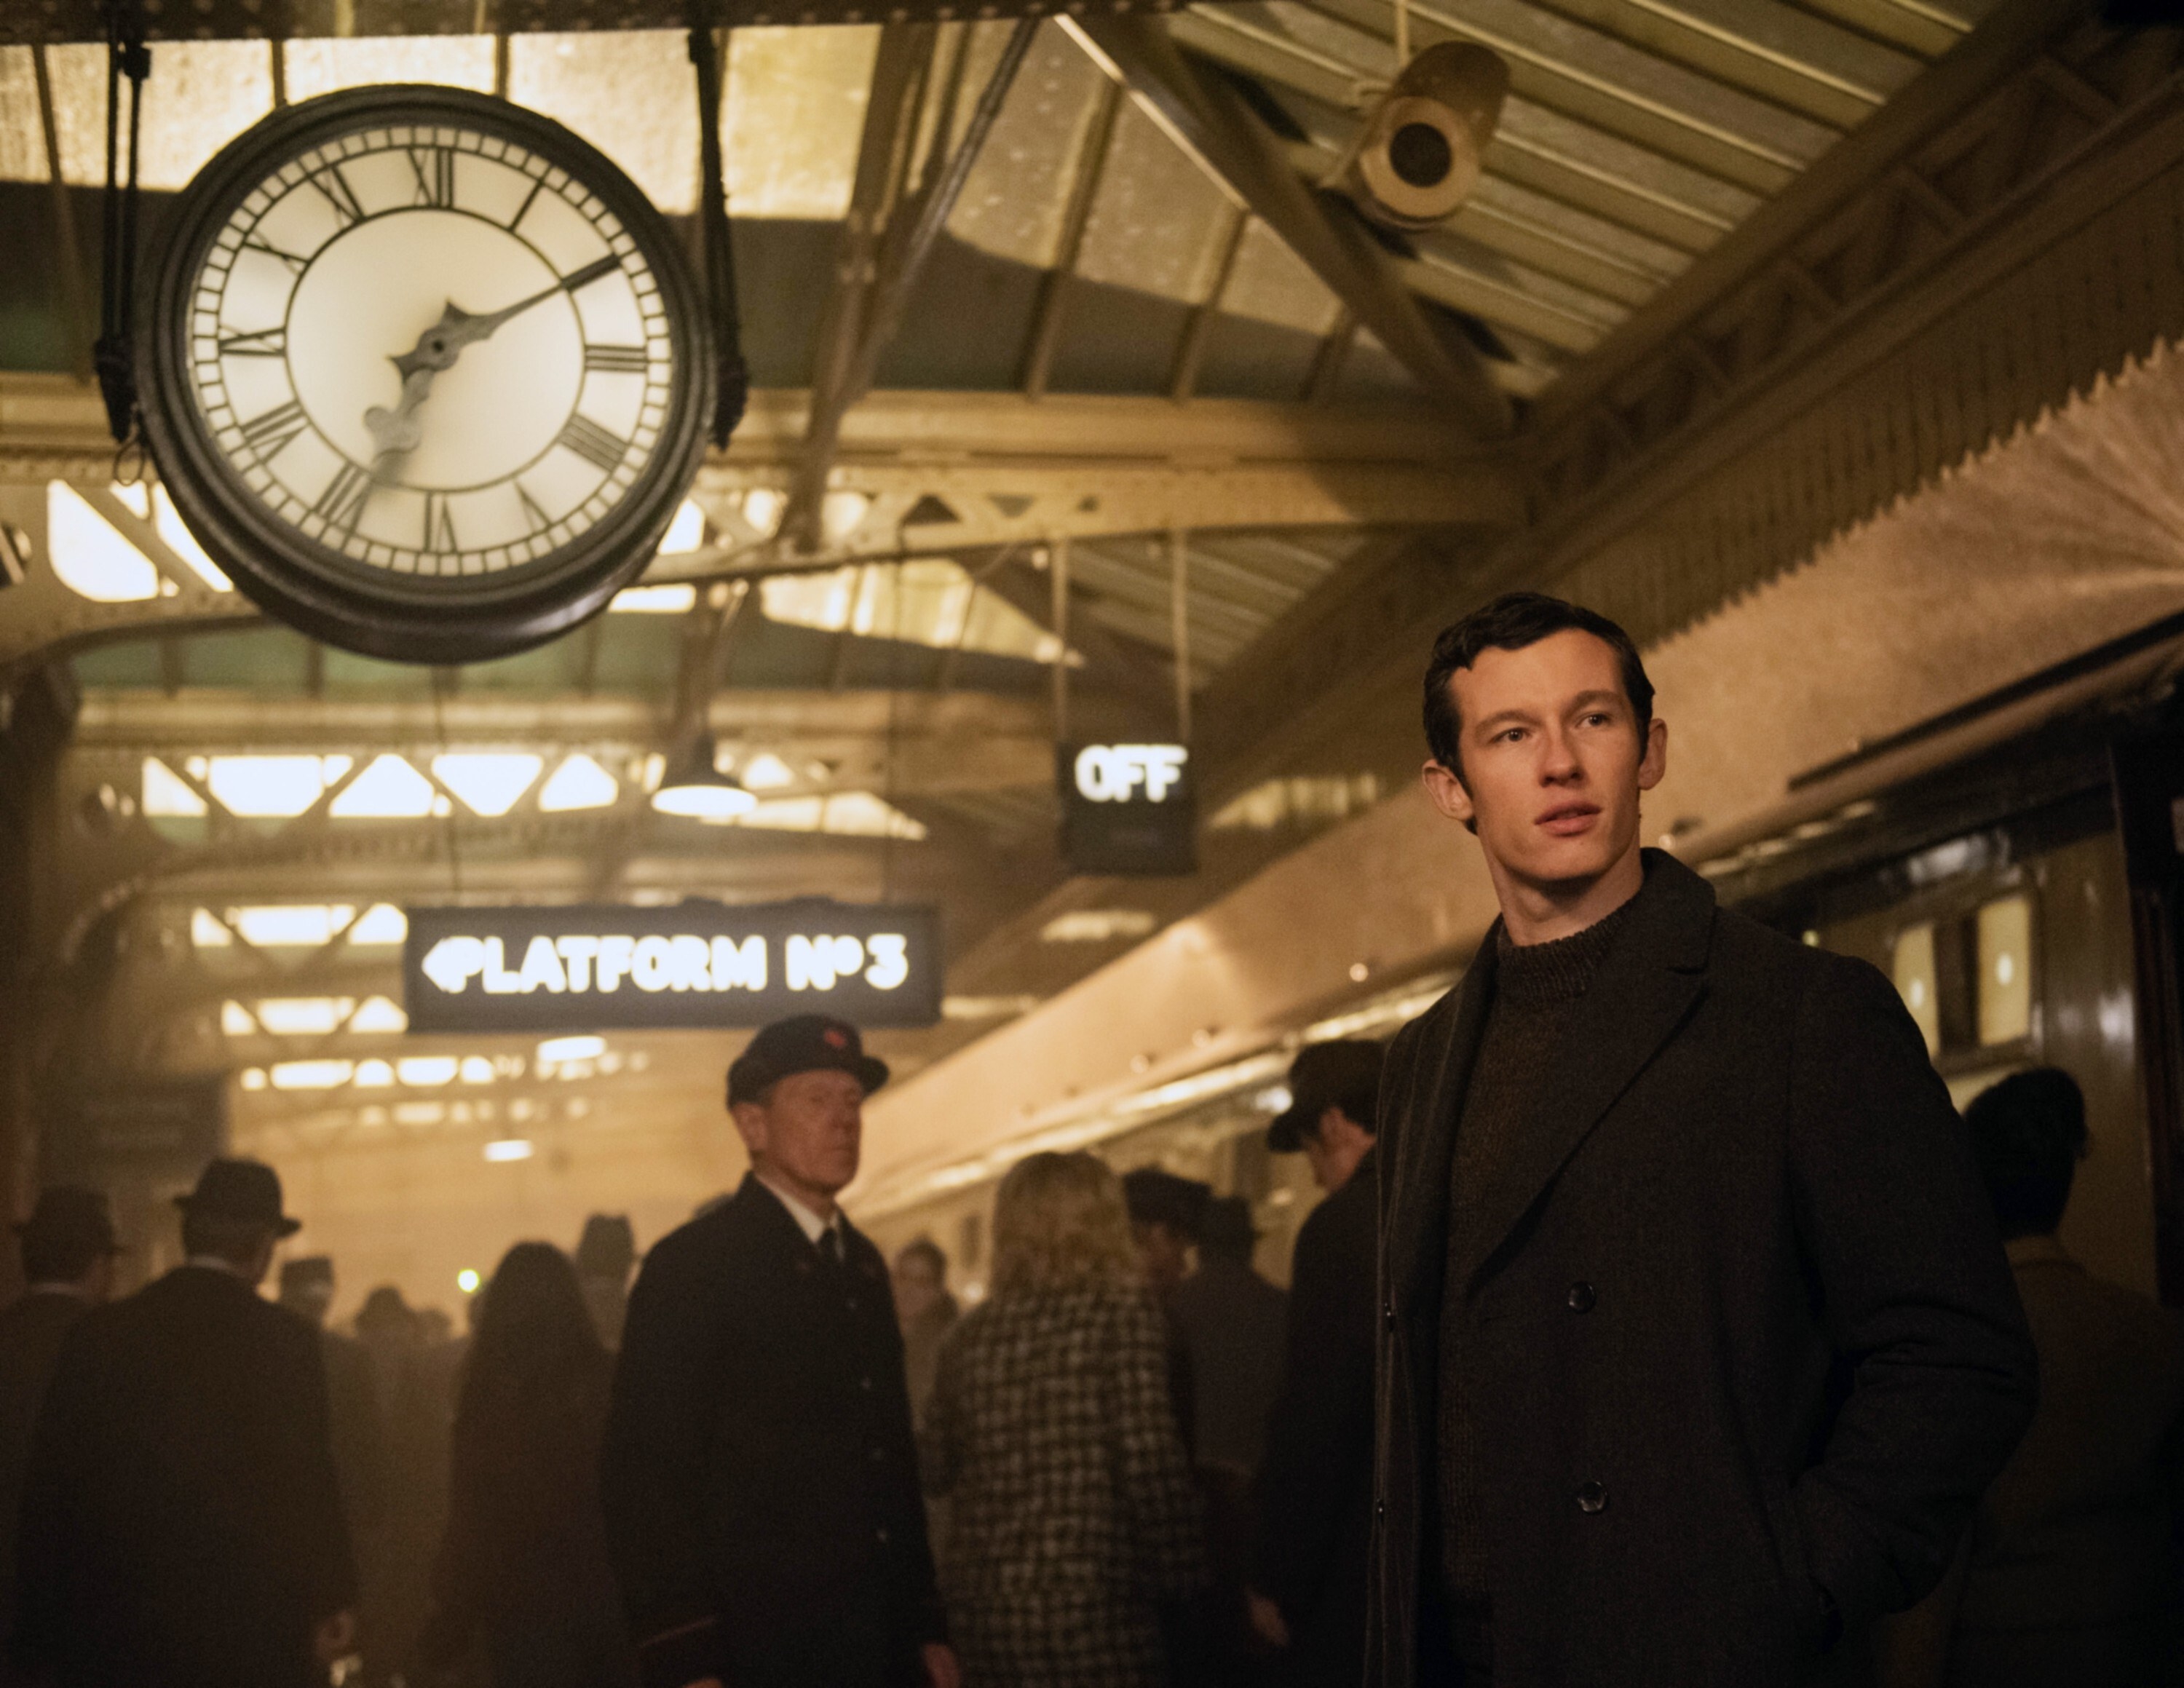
left=1963, top=1067, right=2089, bottom=1240
left=896, top=1237, right=947, bottom=1280
left=1423, top=591, right=1655, bottom=777
left=181, top=1209, right=274, bottom=1267
left=22, top=1227, right=103, bottom=1285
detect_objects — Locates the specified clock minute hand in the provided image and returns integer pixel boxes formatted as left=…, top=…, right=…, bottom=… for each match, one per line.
left=365, top=254, right=622, bottom=470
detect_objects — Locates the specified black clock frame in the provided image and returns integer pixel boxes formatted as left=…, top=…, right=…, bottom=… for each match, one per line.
left=138, top=84, right=715, bottom=666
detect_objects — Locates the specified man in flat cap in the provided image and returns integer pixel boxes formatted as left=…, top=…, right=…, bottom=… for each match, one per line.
left=604, top=1015, right=955, bottom=1688
left=0, top=1189, right=121, bottom=1673
left=1249, top=1040, right=1385, bottom=1687
left=13, top=1159, right=355, bottom=1688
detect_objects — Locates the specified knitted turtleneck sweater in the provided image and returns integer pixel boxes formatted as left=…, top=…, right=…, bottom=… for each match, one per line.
left=1438, top=894, right=1637, bottom=1663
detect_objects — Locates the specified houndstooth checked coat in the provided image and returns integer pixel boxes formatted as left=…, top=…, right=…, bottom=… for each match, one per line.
left=923, top=1282, right=1206, bottom=1688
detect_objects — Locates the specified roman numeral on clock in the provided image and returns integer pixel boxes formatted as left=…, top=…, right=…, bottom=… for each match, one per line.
left=313, top=461, right=373, bottom=537
left=424, top=493, right=457, bottom=552
left=408, top=146, right=456, bottom=209
left=584, top=344, right=646, bottom=374
left=218, top=325, right=287, bottom=358
left=516, top=483, right=553, bottom=534
left=242, top=237, right=308, bottom=272
left=555, top=414, right=628, bottom=472
left=308, top=165, right=366, bottom=228
left=239, top=400, right=309, bottom=460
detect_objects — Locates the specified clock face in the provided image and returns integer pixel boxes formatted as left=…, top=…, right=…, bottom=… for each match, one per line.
left=141, top=87, right=711, bottom=663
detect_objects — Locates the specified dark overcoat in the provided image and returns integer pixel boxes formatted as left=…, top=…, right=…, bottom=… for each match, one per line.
left=1368, top=852, right=2038, bottom=1688
left=0, top=1290, right=92, bottom=1660
left=601, top=1175, right=946, bottom=1688
left=1253, top=1147, right=1379, bottom=1687
left=12, top=1265, right=356, bottom=1688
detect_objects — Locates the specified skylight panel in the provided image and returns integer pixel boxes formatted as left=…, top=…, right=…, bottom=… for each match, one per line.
left=432, top=753, right=543, bottom=817
left=349, top=996, right=409, bottom=1034
left=657, top=499, right=707, bottom=555
left=205, top=756, right=352, bottom=818
left=329, top=754, right=438, bottom=819
left=48, top=482, right=160, bottom=603
left=271, top=1060, right=354, bottom=1090
left=253, top=997, right=357, bottom=1036
left=537, top=753, right=620, bottom=812
left=143, top=759, right=208, bottom=818
left=152, top=486, right=232, bottom=591
left=611, top=583, right=698, bottom=613
left=348, top=906, right=409, bottom=946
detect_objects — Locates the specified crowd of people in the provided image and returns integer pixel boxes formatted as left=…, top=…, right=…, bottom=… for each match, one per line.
left=0, top=592, right=2181, bottom=1687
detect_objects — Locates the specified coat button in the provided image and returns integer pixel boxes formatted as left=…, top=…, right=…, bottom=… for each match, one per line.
left=876, top=1528, right=890, bottom=1545
left=1375, top=1498, right=1386, bottom=1521
left=860, top=1375, right=873, bottom=1392
left=1383, top=1297, right=1396, bottom=1330
left=1576, top=1481, right=1608, bottom=1514
left=1567, top=1282, right=1596, bottom=1313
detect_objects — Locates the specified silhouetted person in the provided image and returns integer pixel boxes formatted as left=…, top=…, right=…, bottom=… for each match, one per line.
left=577, top=1216, right=639, bottom=1352
left=355, top=1284, right=452, bottom=1688
left=419, top=1242, right=636, bottom=1688
left=13, top=1159, right=355, bottom=1688
left=893, top=1238, right=957, bottom=1433
left=603, top=1015, right=955, bottom=1688
left=280, top=1256, right=389, bottom=1612
left=1169, top=1198, right=1285, bottom=1477
left=1121, top=1168, right=1211, bottom=1448
left=1880, top=1068, right=2184, bottom=1687
left=0, top=1189, right=120, bottom=1675
left=922, top=1152, right=1204, bottom=1688
left=1248, top=1041, right=1383, bottom=1687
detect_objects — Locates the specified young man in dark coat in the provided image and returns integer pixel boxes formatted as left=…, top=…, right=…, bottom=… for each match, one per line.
left=0, top=1189, right=120, bottom=1675
left=602, top=1015, right=955, bottom=1688
left=1249, top=1039, right=1383, bottom=1687
left=1369, top=593, right=2038, bottom=1688
left=13, top=1159, right=356, bottom=1688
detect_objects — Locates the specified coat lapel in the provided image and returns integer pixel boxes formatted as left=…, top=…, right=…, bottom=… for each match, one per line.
left=1385, top=943, right=1499, bottom=1301
left=1449, top=851, right=1717, bottom=1295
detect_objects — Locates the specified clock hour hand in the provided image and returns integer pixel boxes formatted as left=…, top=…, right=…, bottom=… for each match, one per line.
left=363, top=254, right=622, bottom=477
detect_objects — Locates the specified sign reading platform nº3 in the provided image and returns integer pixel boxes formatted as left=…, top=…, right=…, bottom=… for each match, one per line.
left=403, top=901, right=941, bottom=1032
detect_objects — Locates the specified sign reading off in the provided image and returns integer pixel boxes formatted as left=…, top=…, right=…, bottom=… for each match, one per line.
left=1059, top=742, right=1197, bottom=876
left=403, top=901, right=942, bottom=1032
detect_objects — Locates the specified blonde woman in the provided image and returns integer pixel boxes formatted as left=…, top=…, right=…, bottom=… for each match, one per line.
left=923, top=1152, right=1206, bottom=1687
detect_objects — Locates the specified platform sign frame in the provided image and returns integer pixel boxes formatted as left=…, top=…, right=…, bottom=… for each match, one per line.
left=403, top=900, right=942, bottom=1032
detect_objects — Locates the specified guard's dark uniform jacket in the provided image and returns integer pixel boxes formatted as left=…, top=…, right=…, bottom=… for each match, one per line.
left=1367, top=852, right=2037, bottom=1688
left=602, top=1175, right=945, bottom=1688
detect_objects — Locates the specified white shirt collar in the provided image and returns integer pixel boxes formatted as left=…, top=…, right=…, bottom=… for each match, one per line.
left=754, top=1174, right=842, bottom=1247
left=183, top=1255, right=251, bottom=1280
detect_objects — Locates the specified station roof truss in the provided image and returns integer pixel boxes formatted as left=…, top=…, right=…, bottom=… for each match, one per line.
left=7, top=0, right=2184, bottom=1119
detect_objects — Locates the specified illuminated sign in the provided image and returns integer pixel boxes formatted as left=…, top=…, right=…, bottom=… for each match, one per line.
left=403, top=900, right=941, bottom=1031
left=1059, top=742, right=1197, bottom=876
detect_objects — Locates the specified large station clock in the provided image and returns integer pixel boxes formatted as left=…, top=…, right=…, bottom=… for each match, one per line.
left=140, top=84, right=713, bottom=664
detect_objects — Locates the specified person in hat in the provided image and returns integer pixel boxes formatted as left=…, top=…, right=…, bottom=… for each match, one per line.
left=0, top=1188, right=122, bottom=1671
left=602, top=1015, right=954, bottom=1688
left=12, top=1158, right=356, bottom=1688
left=1246, top=1040, right=1385, bottom=1687
left=576, top=1214, right=640, bottom=1352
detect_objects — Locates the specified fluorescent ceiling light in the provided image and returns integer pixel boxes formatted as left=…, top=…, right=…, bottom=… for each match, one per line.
left=226, top=905, right=355, bottom=948
left=239, top=1068, right=267, bottom=1090
left=942, top=994, right=1043, bottom=1021
left=539, top=1035, right=606, bottom=1064
left=537, top=753, right=620, bottom=812
left=432, top=753, right=543, bottom=817
left=611, top=582, right=697, bottom=614
left=205, top=755, right=351, bottom=819
left=191, top=908, right=232, bottom=946
left=47, top=481, right=160, bottom=603
left=270, top=1059, right=353, bottom=1090
left=397, top=1057, right=459, bottom=1087
left=329, top=753, right=436, bottom=819
left=354, top=1059, right=396, bottom=1087
left=484, top=1138, right=536, bottom=1163
left=254, top=997, right=355, bottom=1037
left=1041, top=909, right=1158, bottom=943
left=740, top=488, right=786, bottom=535
left=459, top=1056, right=498, bottom=1085
left=657, top=499, right=707, bottom=555
left=219, top=1001, right=256, bottom=1035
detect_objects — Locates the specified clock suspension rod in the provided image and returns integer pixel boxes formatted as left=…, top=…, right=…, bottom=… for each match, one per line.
left=95, top=0, right=151, bottom=455
left=689, top=0, right=749, bottom=449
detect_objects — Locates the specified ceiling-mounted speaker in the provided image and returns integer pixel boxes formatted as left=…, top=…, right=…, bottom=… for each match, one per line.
left=1342, top=41, right=1508, bottom=232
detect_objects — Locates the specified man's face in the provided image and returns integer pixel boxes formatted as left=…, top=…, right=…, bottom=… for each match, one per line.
left=1423, top=629, right=1666, bottom=895
left=734, top=1067, right=866, bottom=1199
left=1132, top=1221, right=1192, bottom=1294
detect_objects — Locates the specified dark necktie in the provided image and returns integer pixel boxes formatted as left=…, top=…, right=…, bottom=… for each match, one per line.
left=818, top=1226, right=844, bottom=1271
